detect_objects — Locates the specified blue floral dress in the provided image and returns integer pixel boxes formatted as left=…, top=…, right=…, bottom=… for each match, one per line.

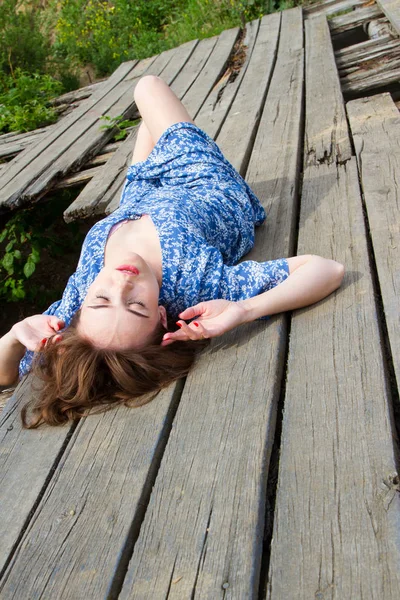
left=19, top=122, right=289, bottom=376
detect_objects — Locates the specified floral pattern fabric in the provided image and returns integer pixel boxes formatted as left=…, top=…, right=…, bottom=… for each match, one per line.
left=19, top=122, right=289, bottom=376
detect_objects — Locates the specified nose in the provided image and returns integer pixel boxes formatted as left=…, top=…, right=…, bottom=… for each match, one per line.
left=112, top=271, right=134, bottom=290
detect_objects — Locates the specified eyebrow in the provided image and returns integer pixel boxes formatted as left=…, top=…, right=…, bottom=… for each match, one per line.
left=88, top=305, right=150, bottom=319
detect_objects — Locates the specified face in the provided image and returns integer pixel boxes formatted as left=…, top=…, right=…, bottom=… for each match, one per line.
left=79, top=253, right=167, bottom=350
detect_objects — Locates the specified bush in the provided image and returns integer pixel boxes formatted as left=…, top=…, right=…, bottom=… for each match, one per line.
left=0, top=0, right=50, bottom=75
left=0, top=69, right=63, bottom=133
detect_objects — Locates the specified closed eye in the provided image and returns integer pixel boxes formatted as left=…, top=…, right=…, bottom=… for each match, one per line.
left=95, top=294, right=146, bottom=310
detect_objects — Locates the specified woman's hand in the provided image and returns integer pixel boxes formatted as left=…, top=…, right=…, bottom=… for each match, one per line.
left=161, top=300, right=247, bottom=346
left=11, top=315, right=64, bottom=351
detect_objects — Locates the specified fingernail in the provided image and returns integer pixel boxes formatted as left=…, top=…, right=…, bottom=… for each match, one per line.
left=176, top=322, right=182, bottom=328
left=193, top=322, right=199, bottom=327
left=41, top=338, right=47, bottom=344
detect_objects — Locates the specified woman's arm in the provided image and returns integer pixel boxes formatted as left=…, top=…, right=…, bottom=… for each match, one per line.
left=0, top=315, right=64, bottom=385
left=0, top=331, right=26, bottom=386
left=162, top=255, right=345, bottom=345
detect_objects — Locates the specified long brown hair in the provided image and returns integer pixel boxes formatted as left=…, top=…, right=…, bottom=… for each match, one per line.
left=21, top=314, right=207, bottom=429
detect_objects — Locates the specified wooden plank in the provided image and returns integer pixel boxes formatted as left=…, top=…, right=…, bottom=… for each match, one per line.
left=169, top=36, right=218, bottom=100
left=117, top=9, right=304, bottom=599
left=195, top=20, right=260, bottom=139
left=181, top=27, right=240, bottom=118
left=0, top=59, right=139, bottom=194
left=156, top=40, right=198, bottom=86
left=336, top=37, right=400, bottom=69
left=216, top=12, right=281, bottom=174
left=268, top=159, right=400, bottom=599
left=0, top=378, right=76, bottom=574
left=347, top=93, right=400, bottom=390
left=267, top=16, right=400, bottom=598
left=305, top=15, right=352, bottom=166
left=0, top=386, right=187, bottom=598
left=63, top=128, right=137, bottom=221
left=304, top=0, right=366, bottom=18
left=377, top=0, right=400, bottom=35
left=329, top=5, right=384, bottom=35
left=342, top=65, right=400, bottom=94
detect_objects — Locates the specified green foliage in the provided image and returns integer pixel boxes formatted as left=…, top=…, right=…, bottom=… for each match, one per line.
left=0, top=69, right=63, bottom=133
left=0, top=0, right=50, bottom=75
left=0, top=213, right=42, bottom=301
left=0, top=195, right=86, bottom=304
left=99, top=114, right=140, bottom=141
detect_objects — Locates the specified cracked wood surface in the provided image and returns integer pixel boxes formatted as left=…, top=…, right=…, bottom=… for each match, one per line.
left=347, top=93, right=400, bottom=392
left=267, top=11, right=400, bottom=596
left=377, top=0, right=400, bottom=34
left=0, top=59, right=139, bottom=212
left=118, top=9, right=304, bottom=599
left=304, top=16, right=352, bottom=166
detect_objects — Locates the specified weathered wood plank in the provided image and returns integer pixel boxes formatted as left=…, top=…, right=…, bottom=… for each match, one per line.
left=169, top=36, right=218, bottom=100
left=342, top=65, right=400, bottom=94
left=0, top=59, right=139, bottom=194
left=195, top=20, right=260, bottom=139
left=181, top=27, right=240, bottom=119
left=216, top=12, right=281, bottom=174
left=0, top=386, right=187, bottom=598
left=305, top=15, right=352, bottom=166
left=377, top=0, right=400, bottom=35
left=304, top=0, right=366, bottom=18
left=347, top=93, right=400, bottom=390
left=329, top=5, right=384, bottom=35
left=118, top=9, right=304, bottom=599
left=336, top=37, right=400, bottom=69
left=156, top=39, right=198, bottom=86
left=0, top=378, right=76, bottom=575
left=267, top=15, right=400, bottom=598
left=268, top=158, right=400, bottom=599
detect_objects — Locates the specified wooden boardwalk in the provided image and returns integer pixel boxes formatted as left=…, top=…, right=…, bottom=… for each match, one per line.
left=1, top=2, right=400, bottom=598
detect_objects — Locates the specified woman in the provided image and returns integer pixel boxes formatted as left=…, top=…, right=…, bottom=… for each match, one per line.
left=0, top=76, right=345, bottom=428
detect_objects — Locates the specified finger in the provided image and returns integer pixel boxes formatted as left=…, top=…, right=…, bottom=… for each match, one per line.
left=51, top=334, right=62, bottom=344
left=176, top=320, right=200, bottom=341
left=50, top=317, right=65, bottom=332
left=178, top=304, right=205, bottom=320
left=192, top=321, right=210, bottom=339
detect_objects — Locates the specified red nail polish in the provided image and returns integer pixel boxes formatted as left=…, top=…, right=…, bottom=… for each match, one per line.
left=41, top=338, right=47, bottom=344
left=193, top=322, right=199, bottom=327
left=176, top=322, right=182, bottom=328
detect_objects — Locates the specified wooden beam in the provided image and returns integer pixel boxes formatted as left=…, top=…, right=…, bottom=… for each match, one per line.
left=347, top=92, right=400, bottom=391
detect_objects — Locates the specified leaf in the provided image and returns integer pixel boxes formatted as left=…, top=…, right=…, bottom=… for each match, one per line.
left=23, top=260, right=36, bottom=278
left=2, top=253, right=14, bottom=271
left=0, top=229, right=7, bottom=243
left=30, top=247, right=41, bottom=263
left=13, top=249, right=21, bottom=259
left=5, top=241, right=14, bottom=252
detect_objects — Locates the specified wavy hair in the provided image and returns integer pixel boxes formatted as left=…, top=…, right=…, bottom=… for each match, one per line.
left=21, top=313, right=208, bottom=429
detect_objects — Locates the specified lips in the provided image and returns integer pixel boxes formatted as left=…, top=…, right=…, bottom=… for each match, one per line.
left=116, top=264, right=139, bottom=275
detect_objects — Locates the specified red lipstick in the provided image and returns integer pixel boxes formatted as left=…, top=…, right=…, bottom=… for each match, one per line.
left=116, top=265, right=139, bottom=275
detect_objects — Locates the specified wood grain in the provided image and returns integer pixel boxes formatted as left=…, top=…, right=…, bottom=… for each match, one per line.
left=215, top=13, right=281, bottom=174
left=0, top=387, right=186, bottom=598
left=118, top=9, right=304, bottom=599
left=304, top=15, right=352, bottom=166
left=377, top=0, right=400, bottom=34
left=181, top=27, right=240, bottom=119
left=195, top=19, right=260, bottom=139
left=267, top=14, right=400, bottom=598
left=347, top=92, right=400, bottom=391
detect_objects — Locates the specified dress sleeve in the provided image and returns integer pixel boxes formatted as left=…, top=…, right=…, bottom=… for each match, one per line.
left=219, top=258, right=290, bottom=319
left=18, top=272, right=81, bottom=378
